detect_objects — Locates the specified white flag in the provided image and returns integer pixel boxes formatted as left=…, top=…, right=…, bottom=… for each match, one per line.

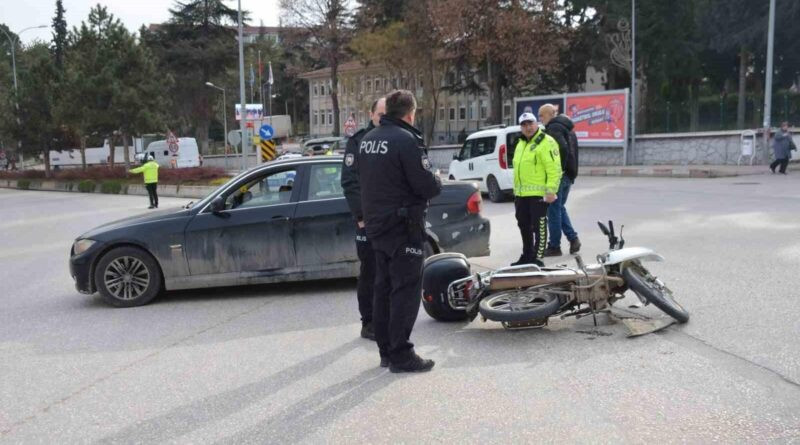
left=268, top=61, right=274, bottom=86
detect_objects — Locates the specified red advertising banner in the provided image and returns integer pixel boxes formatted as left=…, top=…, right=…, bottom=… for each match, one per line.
left=565, top=92, right=627, bottom=145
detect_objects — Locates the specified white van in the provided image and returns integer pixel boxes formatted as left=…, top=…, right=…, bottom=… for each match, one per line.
left=448, top=125, right=522, bottom=202
left=137, top=137, right=200, bottom=168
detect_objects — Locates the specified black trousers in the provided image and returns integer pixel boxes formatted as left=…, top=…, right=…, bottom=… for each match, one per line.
left=770, top=158, right=789, bottom=174
left=355, top=225, right=375, bottom=326
left=515, top=196, right=549, bottom=260
left=371, top=224, right=425, bottom=364
left=146, top=183, right=158, bottom=207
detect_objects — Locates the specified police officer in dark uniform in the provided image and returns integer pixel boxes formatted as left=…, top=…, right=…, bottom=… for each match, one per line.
left=357, top=90, right=442, bottom=373
left=341, top=97, right=386, bottom=341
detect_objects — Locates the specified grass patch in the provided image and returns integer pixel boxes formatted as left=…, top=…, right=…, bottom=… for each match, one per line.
left=17, top=179, right=30, bottom=190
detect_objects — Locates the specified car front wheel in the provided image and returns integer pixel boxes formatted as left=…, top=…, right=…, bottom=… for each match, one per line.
left=94, top=246, right=162, bottom=307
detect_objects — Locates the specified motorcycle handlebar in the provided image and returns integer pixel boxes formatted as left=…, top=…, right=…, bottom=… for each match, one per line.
left=597, top=221, right=610, bottom=235
left=608, top=220, right=615, bottom=238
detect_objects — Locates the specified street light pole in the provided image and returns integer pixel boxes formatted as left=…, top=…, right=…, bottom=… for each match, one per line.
left=629, top=0, right=636, bottom=167
left=761, top=0, right=776, bottom=164
left=205, top=82, right=228, bottom=169
left=1, top=25, right=48, bottom=167
left=237, top=0, right=247, bottom=171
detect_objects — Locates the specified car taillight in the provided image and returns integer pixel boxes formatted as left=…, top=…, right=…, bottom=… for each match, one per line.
left=498, top=144, right=507, bottom=169
left=467, top=191, right=482, bottom=214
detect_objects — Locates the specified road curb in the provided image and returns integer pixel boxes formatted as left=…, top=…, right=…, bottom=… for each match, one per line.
left=0, top=180, right=214, bottom=198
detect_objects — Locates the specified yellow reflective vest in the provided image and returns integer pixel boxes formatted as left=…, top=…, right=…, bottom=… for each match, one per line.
left=512, top=129, right=562, bottom=197
left=129, top=161, right=160, bottom=184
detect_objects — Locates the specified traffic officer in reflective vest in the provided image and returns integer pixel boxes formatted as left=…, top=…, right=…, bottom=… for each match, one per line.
left=512, top=112, right=562, bottom=267
left=341, top=97, right=386, bottom=341
left=357, top=90, right=441, bottom=373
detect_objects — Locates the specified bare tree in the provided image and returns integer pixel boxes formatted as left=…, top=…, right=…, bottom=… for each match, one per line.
left=281, top=0, right=352, bottom=136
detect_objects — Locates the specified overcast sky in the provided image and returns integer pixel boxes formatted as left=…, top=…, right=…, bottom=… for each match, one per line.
left=1, top=0, right=281, bottom=44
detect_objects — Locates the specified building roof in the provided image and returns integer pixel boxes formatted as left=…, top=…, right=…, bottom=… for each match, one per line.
left=298, top=61, right=386, bottom=80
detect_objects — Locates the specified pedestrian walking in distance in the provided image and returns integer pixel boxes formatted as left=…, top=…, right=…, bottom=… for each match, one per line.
left=129, top=155, right=160, bottom=209
left=511, top=112, right=561, bottom=267
left=341, top=97, right=386, bottom=341
left=539, top=103, right=581, bottom=257
left=357, top=90, right=442, bottom=373
left=770, top=121, right=796, bottom=175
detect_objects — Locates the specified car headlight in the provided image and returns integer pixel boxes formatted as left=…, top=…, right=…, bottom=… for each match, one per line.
left=72, top=239, right=97, bottom=255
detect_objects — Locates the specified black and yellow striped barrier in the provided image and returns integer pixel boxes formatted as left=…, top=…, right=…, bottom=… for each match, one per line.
left=260, top=139, right=277, bottom=162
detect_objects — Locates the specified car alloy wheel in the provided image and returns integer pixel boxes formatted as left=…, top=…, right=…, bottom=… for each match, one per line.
left=103, top=256, right=151, bottom=301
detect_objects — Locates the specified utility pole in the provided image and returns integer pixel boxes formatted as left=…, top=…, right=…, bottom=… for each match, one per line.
left=629, top=0, right=636, bottom=167
left=237, top=0, right=247, bottom=171
left=762, top=0, right=776, bottom=162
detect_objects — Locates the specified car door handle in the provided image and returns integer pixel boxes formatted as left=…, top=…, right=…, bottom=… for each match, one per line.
left=271, top=216, right=289, bottom=221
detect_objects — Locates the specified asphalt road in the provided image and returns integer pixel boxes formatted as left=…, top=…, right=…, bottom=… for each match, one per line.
left=1, top=173, right=799, bottom=444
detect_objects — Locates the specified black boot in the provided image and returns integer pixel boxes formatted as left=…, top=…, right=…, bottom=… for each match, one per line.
left=569, top=237, right=582, bottom=254
left=360, top=322, right=376, bottom=341
left=389, top=353, right=435, bottom=373
left=511, top=254, right=533, bottom=266
left=543, top=247, right=562, bottom=257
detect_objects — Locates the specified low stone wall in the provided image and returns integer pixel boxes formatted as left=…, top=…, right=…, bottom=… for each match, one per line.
left=0, top=180, right=214, bottom=198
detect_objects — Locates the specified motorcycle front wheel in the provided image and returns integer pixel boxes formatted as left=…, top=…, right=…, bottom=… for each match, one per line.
left=478, top=289, right=561, bottom=322
left=623, top=265, right=689, bottom=323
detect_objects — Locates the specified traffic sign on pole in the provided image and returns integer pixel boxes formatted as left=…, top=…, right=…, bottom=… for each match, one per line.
left=259, top=124, right=275, bottom=140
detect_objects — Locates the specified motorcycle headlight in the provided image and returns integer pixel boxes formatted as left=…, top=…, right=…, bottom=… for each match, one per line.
left=72, top=239, right=96, bottom=255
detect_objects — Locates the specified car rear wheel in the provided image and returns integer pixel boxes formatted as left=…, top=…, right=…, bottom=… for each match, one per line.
left=486, top=175, right=505, bottom=203
left=94, top=246, right=162, bottom=307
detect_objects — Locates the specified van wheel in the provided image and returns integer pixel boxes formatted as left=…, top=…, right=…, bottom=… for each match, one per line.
left=487, top=175, right=505, bottom=203
left=449, top=175, right=455, bottom=180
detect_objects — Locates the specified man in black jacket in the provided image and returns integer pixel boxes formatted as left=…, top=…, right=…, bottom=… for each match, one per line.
left=341, top=97, right=385, bottom=341
left=358, top=90, right=442, bottom=373
left=539, top=104, right=581, bottom=256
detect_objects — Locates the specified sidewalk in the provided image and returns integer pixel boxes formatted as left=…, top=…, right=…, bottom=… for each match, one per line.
left=583, top=163, right=798, bottom=178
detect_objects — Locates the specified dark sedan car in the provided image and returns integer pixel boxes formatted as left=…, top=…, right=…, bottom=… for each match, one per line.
left=70, top=157, right=491, bottom=307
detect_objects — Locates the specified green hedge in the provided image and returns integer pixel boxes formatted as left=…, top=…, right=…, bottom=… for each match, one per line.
left=78, top=180, right=96, bottom=193
left=17, top=179, right=30, bottom=190
left=100, top=180, right=124, bottom=194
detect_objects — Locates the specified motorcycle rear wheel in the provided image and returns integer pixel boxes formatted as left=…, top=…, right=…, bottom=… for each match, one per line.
left=478, top=289, right=561, bottom=322
left=623, top=265, right=689, bottom=323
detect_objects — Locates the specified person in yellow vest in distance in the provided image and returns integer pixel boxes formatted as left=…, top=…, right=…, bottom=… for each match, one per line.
left=511, top=112, right=562, bottom=267
left=129, top=155, right=160, bottom=209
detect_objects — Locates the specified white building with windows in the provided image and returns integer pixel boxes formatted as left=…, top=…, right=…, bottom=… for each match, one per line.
left=299, top=62, right=515, bottom=144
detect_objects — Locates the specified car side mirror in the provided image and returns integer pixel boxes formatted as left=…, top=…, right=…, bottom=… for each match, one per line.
left=210, top=196, right=226, bottom=214
left=452, top=153, right=459, bottom=160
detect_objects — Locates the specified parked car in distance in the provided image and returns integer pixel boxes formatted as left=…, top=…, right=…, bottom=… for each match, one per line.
left=70, top=157, right=491, bottom=307
left=303, top=136, right=348, bottom=155
left=448, top=125, right=522, bottom=202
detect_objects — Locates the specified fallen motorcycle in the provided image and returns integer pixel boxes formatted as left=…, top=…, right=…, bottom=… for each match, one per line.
left=421, top=220, right=689, bottom=329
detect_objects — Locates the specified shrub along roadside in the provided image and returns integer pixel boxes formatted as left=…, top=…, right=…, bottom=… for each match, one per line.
left=77, top=180, right=96, bottom=193
left=0, top=166, right=229, bottom=185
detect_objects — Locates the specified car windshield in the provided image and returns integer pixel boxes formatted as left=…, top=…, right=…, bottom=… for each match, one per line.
left=191, top=169, right=252, bottom=210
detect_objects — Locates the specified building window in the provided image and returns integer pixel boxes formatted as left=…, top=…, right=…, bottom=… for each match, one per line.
left=439, top=107, right=445, bottom=121
left=328, top=109, right=333, bottom=125
left=480, top=100, right=488, bottom=120
left=503, top=104, right=511, bottom=119
left=313, top=83, right=318, bottom=97
left=312, top=111, right=318, bottom=126
left=459, top=105, right=466, bottom=120
left=449, top=107, right=456, bottom=121
left=375, top=77, right=382, bottom=92
left=366, top=79, right=372, bottom=93
left=467, top=102, right=473, bottom=120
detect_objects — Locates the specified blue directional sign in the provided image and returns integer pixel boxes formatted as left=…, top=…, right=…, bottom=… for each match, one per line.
left=259, top=124, right=275, bottom=140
